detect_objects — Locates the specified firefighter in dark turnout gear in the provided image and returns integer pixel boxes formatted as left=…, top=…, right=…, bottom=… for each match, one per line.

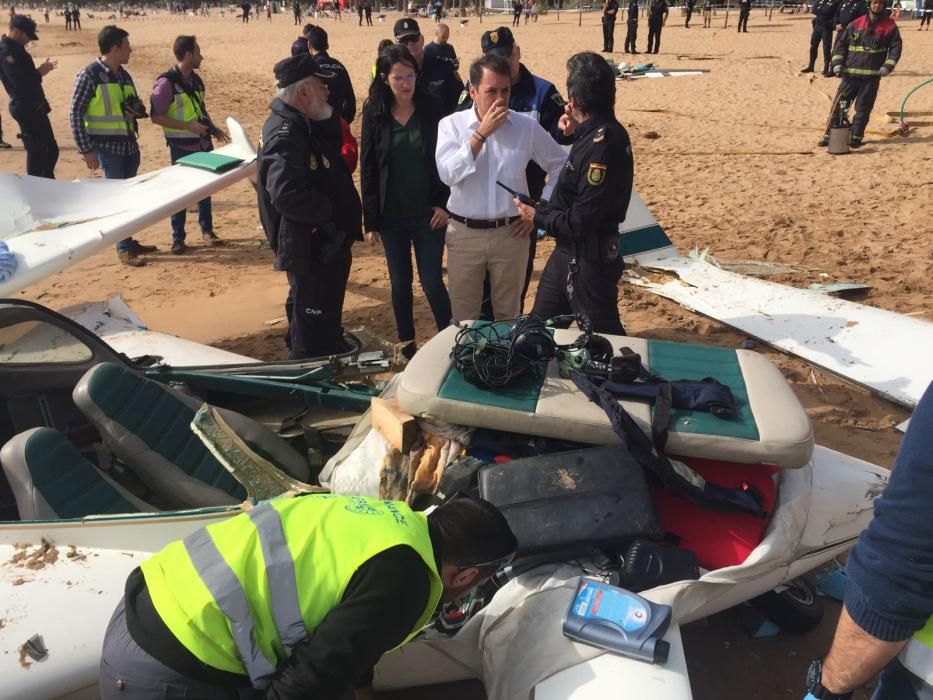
left=515, top=52, right=632, bottom=336
left=257, top=55, right=363, bottom=359
left=801, top=0, right=840, bottom=76
left=0, top=15, right=59, bottom=177
left=819, top=0, right=901, bottom=149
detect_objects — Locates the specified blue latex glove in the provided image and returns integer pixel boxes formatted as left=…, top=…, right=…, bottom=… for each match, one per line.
left=805, top=695, right=820, bottom=700
left=0, top=241, right=17, bottom=283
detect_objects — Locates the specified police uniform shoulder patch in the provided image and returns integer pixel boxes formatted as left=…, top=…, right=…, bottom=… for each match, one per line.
left=278, top=122, right=291, bottom=135
left=551, top=92, right=565, bottom=107
left=593, top=127, right=605, bottom=143
left=489, top=30, right=499, bottom=44
left=4, top=55, right=13, bottom=64
left=258, top=131, right=264, bottom=150
left=458, top=89, right=468, bottom=105
left=309, top=154, right=318, bottom=170
left=322, top=154, right=330, bottom=169
left=587, top=163, right=607, bottom=186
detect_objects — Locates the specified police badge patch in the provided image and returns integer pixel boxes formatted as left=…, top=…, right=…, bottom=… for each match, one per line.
left=309, top=154, right=318, bottom=170
left=321, top=155, right=330, bottom=169
left=587, top=163, right=607, bottom=185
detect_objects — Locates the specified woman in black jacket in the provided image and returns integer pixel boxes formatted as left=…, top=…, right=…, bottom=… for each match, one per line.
left=360, top=45, right=451, bottom=359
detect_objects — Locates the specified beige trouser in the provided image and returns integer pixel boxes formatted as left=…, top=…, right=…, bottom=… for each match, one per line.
left=446, top=218, right=530, bottom=322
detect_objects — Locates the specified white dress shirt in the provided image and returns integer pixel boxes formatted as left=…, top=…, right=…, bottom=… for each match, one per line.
left=435, top=108, right=567, bottom=220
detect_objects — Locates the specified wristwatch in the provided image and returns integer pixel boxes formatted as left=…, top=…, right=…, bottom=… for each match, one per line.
left=806, top=658, right=853, bottom=700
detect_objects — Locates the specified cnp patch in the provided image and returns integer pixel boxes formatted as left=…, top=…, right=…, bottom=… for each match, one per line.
left=587, top=163, right=607, bottom=186
left=309, top=154, right=318, bottom=170
left=489, top=30, right=499, bottom=44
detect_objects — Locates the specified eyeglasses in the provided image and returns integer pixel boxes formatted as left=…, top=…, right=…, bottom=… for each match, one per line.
left=389, top=73, right=417, bottom=84
left=398, top=34, right=421, bottom=44
left=457, top=548, right=517, bottom=573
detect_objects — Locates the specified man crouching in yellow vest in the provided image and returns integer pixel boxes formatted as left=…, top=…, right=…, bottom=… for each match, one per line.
left=99, top=494, right=517, bottom=699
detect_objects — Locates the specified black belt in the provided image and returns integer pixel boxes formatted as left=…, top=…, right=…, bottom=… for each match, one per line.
left=448, top=212, right=520, bottom=230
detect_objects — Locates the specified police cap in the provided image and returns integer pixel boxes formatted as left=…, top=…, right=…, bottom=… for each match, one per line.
left=481, top=27, right=515, bottom=56
left=11, top=14, right=39, bottom=41
left=393, top=18, right=421, bottom=40
left=273, top=54, right=335, bottom=88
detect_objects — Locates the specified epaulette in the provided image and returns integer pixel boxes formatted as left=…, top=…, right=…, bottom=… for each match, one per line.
left=593, top=127, right=606, bottom=143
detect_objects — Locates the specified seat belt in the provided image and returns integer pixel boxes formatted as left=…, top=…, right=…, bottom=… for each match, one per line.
left=573, top=372, right=767, bottom=518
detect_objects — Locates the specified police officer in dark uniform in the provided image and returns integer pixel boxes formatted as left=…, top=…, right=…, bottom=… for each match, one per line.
left=737, top=0, right=752, bottom=31
left=394, top=18, right=462, bottom=115
left=304, top=24, right=356, bottom=124
left=802, top=0, right=840, bottom=75
left=514, top=52, right=632, bottom=336
left=833, top=0, right=867, bottom=30
left=0, top=15, right=59, bottom=177
left=257, top=55, right=363, bottom=359
left=624, top=0, right=640, bottom=53
left=458, top=27, right=572, bottom=317
left=602, top=0, right=620, bottom=52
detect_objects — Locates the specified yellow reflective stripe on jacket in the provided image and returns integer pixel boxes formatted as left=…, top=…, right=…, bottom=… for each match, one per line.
left=900, top=617, right=933, bottom=685
left=848, top=45, right=887, bottom=54
left=161, top=86, right=205, bottom=140
left=141, top=495, right=443, bottom=686
left=84, top=81, right=136, bottom=138
left=843, top=67, right=882, bottom=76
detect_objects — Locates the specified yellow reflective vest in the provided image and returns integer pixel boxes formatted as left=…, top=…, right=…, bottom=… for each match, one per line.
left=82, top=61, right=136, bottom=140
left=141, top=495, right=443, bottom=689
left=156, top=67, right=206, bottom=142
left=900, top=617, right=933, bottom=685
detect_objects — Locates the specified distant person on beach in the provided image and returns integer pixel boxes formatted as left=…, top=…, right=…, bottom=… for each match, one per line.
left=70, top=25, right=154, bottom=266
left=306, top=23, right=356, bottom=123
left=646, top=0, right=668, bottom=53
left=241, top=2, right=251, bottom=22
left=737, top=0, right=751, bottom=32
left=818, top=0, right=901, bottom=149
left=625, top=0, right=639, bottom=52
left=364, top=0, right=372, bottom=25
left=72, top=5, right=80, bottom=29
left=702, top=0, right=712, bottom=27
left=293, top=0, right=302, bottom=24
left=512, top=0, right=522, bottom=26
left=684, top=0, right=695, bottom=26
left=0, top=14, right=59, bottom=175
left=801, top=0, right=839, bottom=76
left=150, top=35, right=229, bottom=255
left=921, top=0, right=933, bottom=29
left=65, top=6, right=72, bottom=29
left=602, top=0, right=619, bottom=52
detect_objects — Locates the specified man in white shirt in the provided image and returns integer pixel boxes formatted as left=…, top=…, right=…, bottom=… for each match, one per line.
left=436, top=54, right=566, bottom=322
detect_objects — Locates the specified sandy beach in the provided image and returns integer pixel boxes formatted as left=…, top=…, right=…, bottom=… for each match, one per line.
left=1, top=6, right=931, bottom=697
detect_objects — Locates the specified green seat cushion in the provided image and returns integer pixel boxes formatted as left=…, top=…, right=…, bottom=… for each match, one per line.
left=438, top=322, right=547, bottom=413
left=646, top=340, right=759, bottom=441
left=86, top=364, right=246, bottom=499
left=24, top=428, right=141, bottom=517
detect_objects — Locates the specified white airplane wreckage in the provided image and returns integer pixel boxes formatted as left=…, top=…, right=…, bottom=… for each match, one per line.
left=0, top=121, right=921, bottom=699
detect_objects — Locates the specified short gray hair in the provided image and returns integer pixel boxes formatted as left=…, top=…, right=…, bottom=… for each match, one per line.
left=277, top=76, right=314, bottom=104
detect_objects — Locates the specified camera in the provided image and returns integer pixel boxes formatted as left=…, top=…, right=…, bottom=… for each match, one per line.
left=122, top=95, right=149, bottom=119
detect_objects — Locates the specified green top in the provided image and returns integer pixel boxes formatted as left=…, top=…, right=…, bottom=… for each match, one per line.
left=383, top=114, right=432, bottom=221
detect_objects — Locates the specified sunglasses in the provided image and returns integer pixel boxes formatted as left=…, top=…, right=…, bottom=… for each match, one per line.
left=398, top=34, right=421, bottom=44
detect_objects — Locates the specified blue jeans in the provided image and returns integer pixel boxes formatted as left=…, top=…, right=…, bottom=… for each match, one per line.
left=98, top=149, right=140, bottom=253
left=169, top=143, right=213, bottom=241
left=380, top=214, right=451, bottom=342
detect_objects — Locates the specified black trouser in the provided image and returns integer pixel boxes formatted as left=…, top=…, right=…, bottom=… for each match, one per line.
left=603, top=17, right=617, bottom=51
left=737, top=7, right=750, bottom=30
left=11, top=104, right=59, bottom=178
left=808, top=22, right=833, bottom=70
left=284, top=243, right=352, bottom=358
left=531, top=246, right=626, bottom=336
left=479, top=232, right=537, bottom=321
left=366, top=8, right=372, bottom=24
left=647, top=20, right=663, bottom=53
left=625, top=19, right=638, bottom=51
left=513, top=10, right=521, bottom=25
left=830, top=75, right=880, bottom=139
left=685, top=5, right=693, bottom=26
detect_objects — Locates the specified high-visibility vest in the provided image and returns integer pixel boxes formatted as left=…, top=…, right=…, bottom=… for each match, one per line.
left=82, top=61, right=136, bottom=140
left=141, top=495, right=443, bottom=689
left=156, top=67, right=206, bottom=142
left=900, top=617, right=933, bottom=685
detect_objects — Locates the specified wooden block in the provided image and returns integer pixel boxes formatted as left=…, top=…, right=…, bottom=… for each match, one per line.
left=370, top=397, right=418, bottom=453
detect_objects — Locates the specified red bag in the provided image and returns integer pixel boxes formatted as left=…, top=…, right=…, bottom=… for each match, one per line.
left=339, top=117, right=358, bottom=174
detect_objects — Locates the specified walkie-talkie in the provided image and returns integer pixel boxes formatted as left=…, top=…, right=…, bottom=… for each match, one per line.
left=496, top=180, right=537, bottom=207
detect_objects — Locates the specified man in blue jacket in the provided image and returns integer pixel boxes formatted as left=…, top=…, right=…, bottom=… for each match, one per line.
left=805, top=382, right=933, bottom=699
